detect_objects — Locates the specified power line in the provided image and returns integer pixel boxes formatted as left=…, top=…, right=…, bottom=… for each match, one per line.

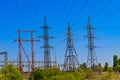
left=72, top=0, right=89, bottom=26
left=92, top=0, right=112, bottom=20
left=55, top=0, right=69, bottom=25
left=64, top=0, right=76, bottom=22
left=52, top=0, right=69, bottom=37
left=81, top=0, right=100, bottom=20
left=0, top=25, right=15, bottom=39
left=54, top=0, right=76, bottom=38
left=16, top=0, right=25, bottom=30
left=33, top=0, right=39, bottom=30
left=0, top=25, right=18, bottom=58
left=101, top=8, right=120, bottom=25
left=61, top=0, right=76, bottom=27
left=53, top=39, right=65, bottom=48
left=0, top=42, right=15, bottom=51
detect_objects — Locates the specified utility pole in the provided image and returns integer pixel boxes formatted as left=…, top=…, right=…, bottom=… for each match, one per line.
left=63, top=22, right=79, bottom=72
left=85, top=16, right=98, bottom=70
left=17, top=30, right=23, bottom=72
left=38, top=16, right=54, bottom=69
left=15, top=30, right=39, bottom=72
left=30, top=31, right=40, bottom=72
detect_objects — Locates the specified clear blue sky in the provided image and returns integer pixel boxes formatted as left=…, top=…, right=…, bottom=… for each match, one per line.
left=0, top=0, right=120, bottom=66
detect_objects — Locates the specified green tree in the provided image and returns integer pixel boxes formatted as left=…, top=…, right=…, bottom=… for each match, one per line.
left=115, top=65, right=120, bottom=72
left=108, top=67, right=113, bottom=72
left=98, top=63, right=102, bottom=70
left=63, top=73, right=75, bottom=80
left=101, top=72, right=115, bottom=80
left=34, top=68, right=61, bottom=80
left=0, top=64, right=23, bottom=80
left=104, top=62, right=108, bottom=71
left=79, top=63, right=87, bottom=69
left=113, top=55, right=118, bottom=70
left=34, top=68, right=46, bottom=80
left=97, top=63, right=103, bottom=74
left=76, top=68, right=95, bottom=80
left=33, top=67, right=96, bottom=80
left=0, top=73, right=7, bottom=80
left=117, top=58, right=120, bottom=65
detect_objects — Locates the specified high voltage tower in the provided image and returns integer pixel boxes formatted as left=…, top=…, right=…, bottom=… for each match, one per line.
left=63, top=22, right=79, bottom=72
left=38, top=16, right=55, bottom=69
left=85, top=16, right=98, bottom=70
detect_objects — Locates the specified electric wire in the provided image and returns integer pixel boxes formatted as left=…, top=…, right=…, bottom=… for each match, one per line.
left=63, top=0, right=76, bottom=24
left=54, top=0, right=76, bottom=39
left=92, top=0, right=112, bottom=20
left=0, top=25, right=17, bottom=56
left=55, top=0, right=69, bottom=25
left=33, top=0, right=39, bottom=30
left=61, top=0, right=76, bottom=27
left=99, top=8, right=120, bottom=26
left=1, top=0, right=120, bottom=67
left=0, top=25, right=15, bottom=39
left=15, top=0, right=38, bottom=67
left=0, top=41, right=15, bottom=51
left=81, top=0, right=100, bottom=21
left=55, top=0, right=76, bottom=45
left=52, top=0, right=69, bottom=38
left=72, top=0, right=89, bottom=26
left=16, top=0, right=25, bottom=30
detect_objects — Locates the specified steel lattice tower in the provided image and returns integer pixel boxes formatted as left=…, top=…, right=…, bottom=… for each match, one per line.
left=63, top=22, right=79, bottom=72
left=86, top=16, right=98, bottom=70
left=38, top=16, right=54, bottom=69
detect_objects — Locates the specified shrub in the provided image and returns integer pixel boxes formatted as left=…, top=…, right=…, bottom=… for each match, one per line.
left=0, top=64, right=23, bottom=80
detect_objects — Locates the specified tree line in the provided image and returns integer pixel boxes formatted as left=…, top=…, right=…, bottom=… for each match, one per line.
left=0, top=54, right=120, bottom=80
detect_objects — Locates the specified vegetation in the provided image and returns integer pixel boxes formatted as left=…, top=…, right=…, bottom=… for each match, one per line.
left=104, top=62, right=108, bottom=71
left=33, top=68, right=96, bottom=80
left=113, top=55, right=120, bottom=72
left=0, top=73, right=6, bottom=80
left=0, top=64, right=23, bottom=80
left=113, top=55, right=118, bottom=71
left=1, top=55, right=120, bottom=80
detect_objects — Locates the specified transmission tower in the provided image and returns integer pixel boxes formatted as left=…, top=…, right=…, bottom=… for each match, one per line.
left=85, top=16, right=98, bottom=70
left=63, top=22, right=79, bottom=72
left=38, top=16, right=54, bottom=69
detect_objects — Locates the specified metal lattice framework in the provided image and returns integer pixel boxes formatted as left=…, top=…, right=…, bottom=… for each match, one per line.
left=63, top=22, right=79, bottom=72
left=38, top=16, right=54, bottom=69
left=86, top=16, right=98, bottom=70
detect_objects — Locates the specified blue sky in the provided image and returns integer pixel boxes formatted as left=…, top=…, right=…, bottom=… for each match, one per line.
left=0, top=0, right=120, bottom=66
